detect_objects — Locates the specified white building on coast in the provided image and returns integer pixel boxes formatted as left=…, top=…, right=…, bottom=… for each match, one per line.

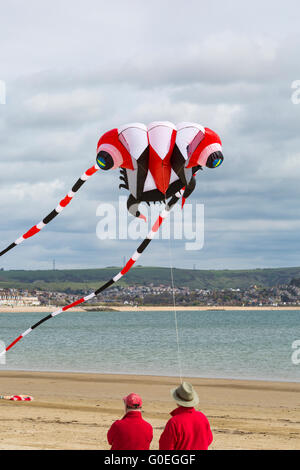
left=0, top=294, right=41, bottom=307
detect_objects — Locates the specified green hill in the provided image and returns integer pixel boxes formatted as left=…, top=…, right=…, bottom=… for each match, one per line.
left=1, top=266, right=300, bottom=293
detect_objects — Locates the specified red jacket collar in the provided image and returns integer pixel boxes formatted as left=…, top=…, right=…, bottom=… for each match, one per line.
left=122, top=411, right=143, bottom=419
left=171, top=406, right=195, bottom=416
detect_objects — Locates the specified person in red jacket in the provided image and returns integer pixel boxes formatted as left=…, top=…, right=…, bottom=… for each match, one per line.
left=107, top=393, right=153, bottom=450
left=159, top=382, right=213, bottom=450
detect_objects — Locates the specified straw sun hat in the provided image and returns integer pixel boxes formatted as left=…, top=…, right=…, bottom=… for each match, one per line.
left=171, top=382, right=199, bottom=408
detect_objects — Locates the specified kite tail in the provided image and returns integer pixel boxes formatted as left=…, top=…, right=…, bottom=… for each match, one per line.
left=1, top=189, right=184, bottom=355
left=0, top=163, right=100, bottom=257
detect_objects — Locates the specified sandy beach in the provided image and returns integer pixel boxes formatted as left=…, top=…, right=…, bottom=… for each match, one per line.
left=0, top=371, right=299, bottom=450
left=1, top=305, right=300, bottom=313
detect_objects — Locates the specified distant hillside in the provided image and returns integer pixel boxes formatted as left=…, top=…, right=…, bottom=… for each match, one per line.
left=1, top=266, right=300, bottom=293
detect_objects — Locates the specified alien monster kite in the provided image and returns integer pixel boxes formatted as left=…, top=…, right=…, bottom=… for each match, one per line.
left=0, top=121, right=223, bottom=353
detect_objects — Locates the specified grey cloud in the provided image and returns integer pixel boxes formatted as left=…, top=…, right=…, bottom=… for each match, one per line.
left=1, top=0, right=300, bottom=271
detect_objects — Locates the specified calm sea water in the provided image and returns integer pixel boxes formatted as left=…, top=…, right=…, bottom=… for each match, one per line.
left=0, top=310, right=300, bottom=382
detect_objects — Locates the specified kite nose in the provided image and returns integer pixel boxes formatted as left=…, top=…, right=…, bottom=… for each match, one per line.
left=96, top=151, right=114, bottom=170
left=206, top=151, right=223, bottom=169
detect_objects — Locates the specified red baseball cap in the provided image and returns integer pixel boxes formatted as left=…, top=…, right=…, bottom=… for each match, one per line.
left=123, top=393, right=142, bottom=409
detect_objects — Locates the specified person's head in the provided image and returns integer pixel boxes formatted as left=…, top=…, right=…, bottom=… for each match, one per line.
left=123, top=393, right=143, bottom=413
left=171, top=381, right=199, bottom=408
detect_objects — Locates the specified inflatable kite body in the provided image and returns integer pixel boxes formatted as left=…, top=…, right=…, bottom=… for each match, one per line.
left=96, top=121, right=223, bottom=219
left=0, top=120, right=223, bottom=355
left=0, top=121, right=223, bottom=258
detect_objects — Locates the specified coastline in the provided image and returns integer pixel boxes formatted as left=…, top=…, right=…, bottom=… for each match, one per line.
left=0, top=305, right=300, bottom=313
left=0, top=370, right=299, bottom=450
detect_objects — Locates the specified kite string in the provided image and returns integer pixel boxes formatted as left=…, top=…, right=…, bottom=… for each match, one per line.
left=163, top=169, right=183, bottom=384
left=167, top=232, right=183, bottom=384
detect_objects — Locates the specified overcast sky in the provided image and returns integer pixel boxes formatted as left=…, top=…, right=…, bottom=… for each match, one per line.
left=1, top=0, right=300, bottom=271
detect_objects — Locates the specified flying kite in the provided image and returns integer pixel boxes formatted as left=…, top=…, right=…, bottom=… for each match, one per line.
left=0, top=121, right=223, bottom=354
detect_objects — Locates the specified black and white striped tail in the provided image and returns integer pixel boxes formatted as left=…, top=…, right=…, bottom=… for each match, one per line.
left=1, top=189, right=184, bottom=355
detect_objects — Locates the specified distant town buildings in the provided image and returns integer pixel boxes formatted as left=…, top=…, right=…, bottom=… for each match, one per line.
left=1, top=282, right=300, bottom=308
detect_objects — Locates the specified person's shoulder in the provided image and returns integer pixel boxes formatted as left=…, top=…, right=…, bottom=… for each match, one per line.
left=195, top=410, right=210, bottom=423
left=142, top=417, right=153, bottom=429
left=110, top=418, right=123, bottom=429
left=165, top=413, right=180, bottom=427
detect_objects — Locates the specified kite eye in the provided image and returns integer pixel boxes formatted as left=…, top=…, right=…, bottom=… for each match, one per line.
left=206, top=151, right=224, bottom=169
left=96, top=151, right=114, bottom=170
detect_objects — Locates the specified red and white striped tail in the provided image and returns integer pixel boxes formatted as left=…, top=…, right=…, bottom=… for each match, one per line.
left=1, top=190, right=184, bottom=355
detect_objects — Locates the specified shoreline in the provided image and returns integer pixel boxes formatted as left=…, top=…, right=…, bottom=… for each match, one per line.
left=1, top=367, right=300, bottom=385
left=0, top=305, right=300, bottom=313
left=1, top=369, right=299, bottom=389
left=0, top=370, right=299, bottom=449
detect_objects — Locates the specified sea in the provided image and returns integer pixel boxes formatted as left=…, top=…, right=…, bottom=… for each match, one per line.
left=0, top=309, right=300, bottom=382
